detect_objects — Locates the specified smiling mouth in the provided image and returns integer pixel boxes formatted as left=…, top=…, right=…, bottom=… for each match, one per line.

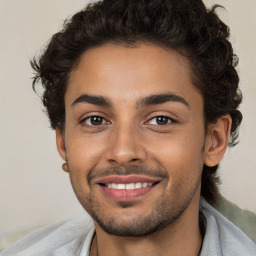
left=97, top=180, right=160, bottom=202
left=101, top=182, right=155, bottom=189
left=94, top=174, right=162, bottom=201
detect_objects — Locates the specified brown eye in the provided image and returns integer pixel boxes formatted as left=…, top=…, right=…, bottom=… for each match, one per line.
left=156, top=116, right=169, bottom=125
left=83, top=116, right=107, bottom=126
left=148, top=116, right=174, bottom=125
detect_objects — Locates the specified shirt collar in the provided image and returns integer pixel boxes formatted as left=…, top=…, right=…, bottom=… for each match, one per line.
left=80, top=226, right=95, bottom=256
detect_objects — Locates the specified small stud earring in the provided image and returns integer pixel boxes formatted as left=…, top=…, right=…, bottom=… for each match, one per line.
left=62, top=162, right=68, bottom=172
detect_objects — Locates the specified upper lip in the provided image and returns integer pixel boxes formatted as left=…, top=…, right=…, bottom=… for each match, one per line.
left=94, top=175, right=161, bottom=185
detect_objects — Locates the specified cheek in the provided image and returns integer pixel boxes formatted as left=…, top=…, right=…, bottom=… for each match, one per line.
left=157, top=143, right=204, bottom=197
left=66, top=130, right=107, bottom=163
left=66, top=134, right=107, bottom=187
left=146, top=128, right=205, bottom=176
left=149, top=131, right=204, bottom=156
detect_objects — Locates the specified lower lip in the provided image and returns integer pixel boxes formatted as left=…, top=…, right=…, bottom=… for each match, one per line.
left=99, top=184, right=156, bottom=201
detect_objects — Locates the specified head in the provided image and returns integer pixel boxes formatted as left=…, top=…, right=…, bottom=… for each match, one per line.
left=31, top=0, right=242, bottom=236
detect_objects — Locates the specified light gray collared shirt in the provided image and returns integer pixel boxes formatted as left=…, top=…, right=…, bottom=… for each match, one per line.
left=2, top=199, right=256, bottom=256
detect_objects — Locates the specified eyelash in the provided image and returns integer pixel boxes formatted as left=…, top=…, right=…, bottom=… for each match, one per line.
left=80, top=114, right=176, bottom=127
left=80, top=115, right=110, bottom=127
left=146, top=115, right=176, bottom=126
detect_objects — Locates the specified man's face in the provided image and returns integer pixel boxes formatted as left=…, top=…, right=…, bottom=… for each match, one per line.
left=58, top=43, right=208, bottom=236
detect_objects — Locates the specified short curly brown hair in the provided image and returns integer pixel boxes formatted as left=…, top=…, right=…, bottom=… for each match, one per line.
left=31, top=0, right=242, bottom=204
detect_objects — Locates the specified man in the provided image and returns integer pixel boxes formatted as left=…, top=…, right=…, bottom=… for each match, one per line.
left=2, top=0, right=255, bottom=255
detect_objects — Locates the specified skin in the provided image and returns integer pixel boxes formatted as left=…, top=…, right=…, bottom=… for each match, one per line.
left=56, top=43, right=231, bottom=256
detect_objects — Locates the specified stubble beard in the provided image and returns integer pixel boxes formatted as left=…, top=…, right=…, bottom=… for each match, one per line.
left=70, top=165, right=201, bottom=237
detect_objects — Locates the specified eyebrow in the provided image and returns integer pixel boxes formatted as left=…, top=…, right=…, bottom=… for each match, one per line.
left=71, top=92, right=190, bottom=109
left=72, top=94, right=112, bottom=107
left=137, top=93, right=190, bottom=109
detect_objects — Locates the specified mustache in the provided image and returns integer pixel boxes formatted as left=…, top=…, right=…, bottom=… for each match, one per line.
left=87, top=165, right=168, bottom=184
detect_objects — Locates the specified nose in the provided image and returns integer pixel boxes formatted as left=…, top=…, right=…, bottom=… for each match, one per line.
left=106, top=123, right=147, bottom=166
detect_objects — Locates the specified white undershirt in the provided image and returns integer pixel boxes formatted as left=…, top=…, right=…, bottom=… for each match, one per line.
left=80, top=226, right=95, bottom=256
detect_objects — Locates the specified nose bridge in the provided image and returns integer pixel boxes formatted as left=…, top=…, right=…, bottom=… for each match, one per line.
left=107, top=119, right=146, bottom=165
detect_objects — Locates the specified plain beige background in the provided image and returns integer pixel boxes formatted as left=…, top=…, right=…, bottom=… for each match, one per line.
left=1, top=0, right=255, bottom=233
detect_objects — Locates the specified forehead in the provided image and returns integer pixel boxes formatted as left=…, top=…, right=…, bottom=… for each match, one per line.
left=66, top=43, right=202, bottom=109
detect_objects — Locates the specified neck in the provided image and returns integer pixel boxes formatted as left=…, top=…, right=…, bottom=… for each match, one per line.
left=91, top=195, right=203, bottom=256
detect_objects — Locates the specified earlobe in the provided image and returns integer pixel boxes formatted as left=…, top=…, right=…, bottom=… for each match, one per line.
left=62, top=162, right=68, bottom=172
left=56, top=127, right=66, bottom=161
left=56, top=127, right=69, bottom=173
left=204, top=114, right=232, bottom=167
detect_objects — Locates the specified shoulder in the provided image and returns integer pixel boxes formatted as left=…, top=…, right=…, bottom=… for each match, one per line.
left=200, top=198, right=256, bottom=255
left=214, top=194, right=256, bottom=242
left=1, top=213, right=94, bottom=256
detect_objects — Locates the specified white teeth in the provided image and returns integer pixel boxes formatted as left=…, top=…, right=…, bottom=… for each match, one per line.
left=142, top=182, right=148, bottom=188
left=105, top=183, right=153, bottom=189
left=112, top=183, right=118, bottom=189
left=117, top=184, right=125, bottom=189
left=126, top=183, right=135, bottom=190
left=135, top=182, right=142, bottom=189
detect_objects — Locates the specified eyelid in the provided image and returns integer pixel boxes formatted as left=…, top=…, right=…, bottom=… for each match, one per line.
left=147, top=116, right=176, bottom=125
left=79, top=112, right=111, bottom=126
left=83, top=116, right=107, bottom=125
left=144, top=112, right=178, bottom=125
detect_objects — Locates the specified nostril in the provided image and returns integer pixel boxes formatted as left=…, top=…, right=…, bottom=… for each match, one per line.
left=130, top=158, right=141, bottom=162
left=108, top=158, right=141, bottom=166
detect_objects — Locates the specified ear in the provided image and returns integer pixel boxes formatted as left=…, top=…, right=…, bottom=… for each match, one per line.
left=56, top=127, right=66, bottom=161
left=204, top=114, right=232, bottom=167
left=56, top=127, right=69, bottom=172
